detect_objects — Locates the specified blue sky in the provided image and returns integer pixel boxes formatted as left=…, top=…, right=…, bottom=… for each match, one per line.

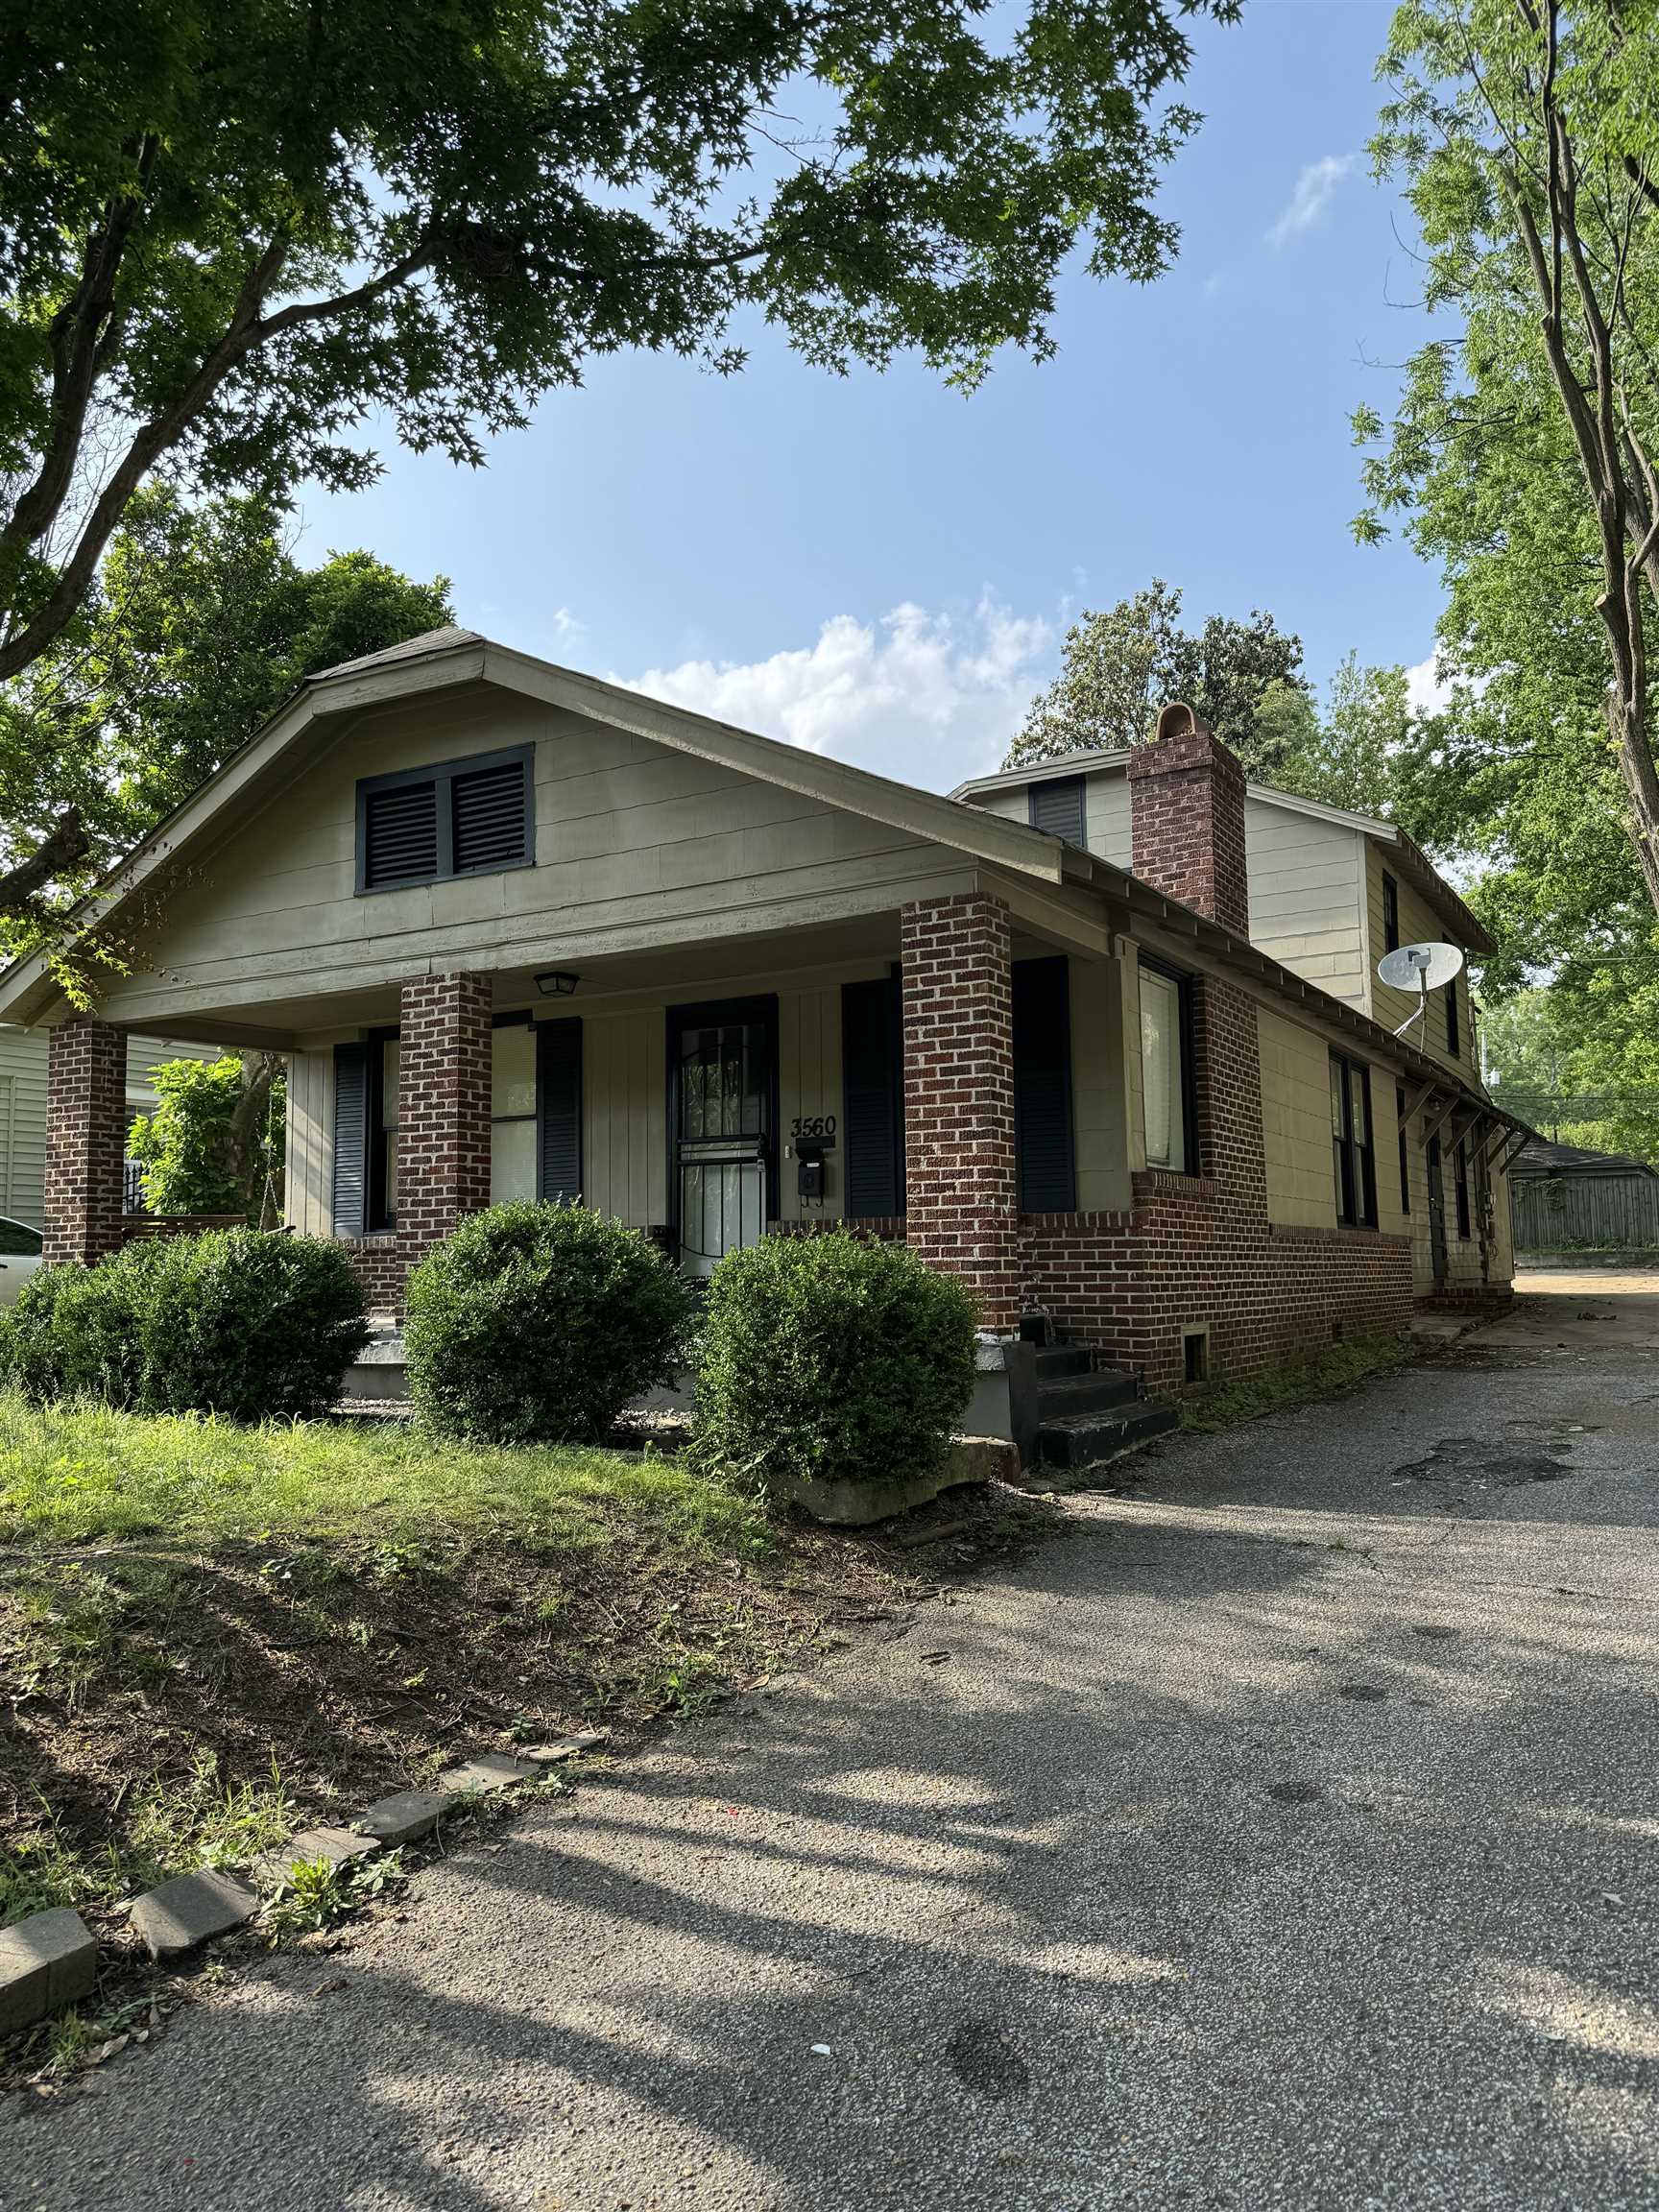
left=297, top=0, right=1443, bottom=793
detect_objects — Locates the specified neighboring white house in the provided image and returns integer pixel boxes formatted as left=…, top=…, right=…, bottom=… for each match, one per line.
left=0, top=1025, right=225, bottom=1226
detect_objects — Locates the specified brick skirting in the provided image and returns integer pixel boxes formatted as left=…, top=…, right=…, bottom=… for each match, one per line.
left=1018, top=967, right=1415, bottom=1395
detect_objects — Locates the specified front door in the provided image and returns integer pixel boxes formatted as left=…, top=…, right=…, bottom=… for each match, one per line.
left=1426, top=1135, right=1449, bottom=1288
left=669, top=998, right=777, bottom=1278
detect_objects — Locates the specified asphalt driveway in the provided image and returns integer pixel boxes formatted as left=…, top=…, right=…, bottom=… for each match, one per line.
left=5, top=1275, right=1656, bottom=2211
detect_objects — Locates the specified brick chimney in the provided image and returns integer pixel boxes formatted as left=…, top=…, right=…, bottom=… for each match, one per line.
left=1127, top=702, right=1250, bottom=936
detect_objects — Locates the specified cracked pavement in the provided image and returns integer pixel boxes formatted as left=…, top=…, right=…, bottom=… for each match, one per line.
left=4, top=1271, right=1656, bottom=2211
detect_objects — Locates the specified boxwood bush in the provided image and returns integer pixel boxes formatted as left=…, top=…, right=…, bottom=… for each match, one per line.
left=693, top=1231, right=978, bottom=1495
left=0, top=1229, right=370, bottom=1420
left=403, top=1201, right=694, bottom=1445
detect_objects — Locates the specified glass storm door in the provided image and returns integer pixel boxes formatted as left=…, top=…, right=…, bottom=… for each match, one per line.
left=673, top=1007, right=773, bottom=1278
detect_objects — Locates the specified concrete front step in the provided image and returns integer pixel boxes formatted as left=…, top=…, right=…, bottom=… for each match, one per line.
left=1034, top=1368, right=1142, bottom=1418
left=1032, top=1345, right=1094, bottom=1380
left=342, top=1328, right=409, bottom=1404
left=1034, top=1400, right=1181, bottom=1469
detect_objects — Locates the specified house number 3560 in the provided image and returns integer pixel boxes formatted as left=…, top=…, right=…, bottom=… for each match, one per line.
left=790, top=1115, right=837, bottom=1140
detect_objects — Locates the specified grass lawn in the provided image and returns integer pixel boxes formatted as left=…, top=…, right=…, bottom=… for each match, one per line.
left=1, top=1396, right=1022, bottom=1945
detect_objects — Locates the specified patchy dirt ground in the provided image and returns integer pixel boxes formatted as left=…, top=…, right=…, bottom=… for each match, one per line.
left=1, top=1455, right=1052, bottom=1986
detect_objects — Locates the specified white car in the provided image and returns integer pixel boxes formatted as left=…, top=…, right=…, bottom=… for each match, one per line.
left=0, top=1215, right=43, bottom=1305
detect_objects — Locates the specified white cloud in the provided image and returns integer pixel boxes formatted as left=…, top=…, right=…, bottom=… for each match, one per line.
left=622, top=595, right=1054, bottom=791
left=1406, top=653, right=1451, bottom=715
left=1268, top=154, right=1359, bottom=249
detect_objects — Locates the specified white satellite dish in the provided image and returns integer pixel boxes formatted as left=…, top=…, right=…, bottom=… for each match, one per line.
left=1378, top=941, right=1465, bottom=1039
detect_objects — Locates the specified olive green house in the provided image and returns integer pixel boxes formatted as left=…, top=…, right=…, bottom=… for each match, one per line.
left=0, top=628, right=1524, bottom=1456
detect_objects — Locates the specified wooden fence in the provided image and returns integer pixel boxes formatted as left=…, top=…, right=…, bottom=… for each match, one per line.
left=1512, top=1172, right=1659, bottom=1251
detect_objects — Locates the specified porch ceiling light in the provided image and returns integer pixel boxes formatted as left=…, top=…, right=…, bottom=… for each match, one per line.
left=535, top=970, right=580, bottom=998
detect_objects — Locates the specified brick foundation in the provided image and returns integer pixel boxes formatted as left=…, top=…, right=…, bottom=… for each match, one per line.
left=900, top=893, right=1021, bottom=1332
left=339, top=1235, right=410, bottom=1315
left=1019, top=964, right=1414, bottom=1394
left=43, top=1019, right=128, bottom=1266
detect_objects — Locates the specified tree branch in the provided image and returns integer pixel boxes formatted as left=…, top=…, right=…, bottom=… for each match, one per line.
left=0, top=807, right=92, bottom=917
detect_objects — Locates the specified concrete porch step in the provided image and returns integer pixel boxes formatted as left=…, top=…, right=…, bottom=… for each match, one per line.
left=1034, top=1400, right=1181, bottom=1469
left=1032, top=1345, right=1094, bottom=1381
left=1034, top=1368, right=1142, bottom=1418
left=341, top=1327, right=408, bottom=1404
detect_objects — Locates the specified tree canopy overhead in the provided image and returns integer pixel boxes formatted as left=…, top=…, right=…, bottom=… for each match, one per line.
left=1357, top=0, right=1659, bottom=928
left=0, top=486, right=453, bottom=883
left=0, top=0, right=1238, bottom=709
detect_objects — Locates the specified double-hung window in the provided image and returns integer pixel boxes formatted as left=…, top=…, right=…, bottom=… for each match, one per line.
left=1446, top=974, right=1461, bottom=1058
left=356, top=746, right=534, bottom=895
left=1382, top=871, right=1400, bottom=953
left=1140, top=960, right=1195, bottom=1174
left=1330, top=1052, right=1377, bottom=1228
left=492, top=1021, right=539, bottom=1203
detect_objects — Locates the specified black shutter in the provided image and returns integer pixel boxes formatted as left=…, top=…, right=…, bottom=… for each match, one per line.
left=1013, top=956, right=1076, bottom=1212
left=537, top=1018, right=583, bottom=1202
left=452, top=757, right=531, bottom=875
left=331, top=1042, right=369, bottom=1237
left=362, top=780, right=440, bottom=889
left=1028, top=774, right=1086, bottom=847
left=842, top=974, right=903, bottom=1218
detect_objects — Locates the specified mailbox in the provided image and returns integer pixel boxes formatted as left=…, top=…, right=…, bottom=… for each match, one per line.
left=796, top=1142, right=827, bottom=1207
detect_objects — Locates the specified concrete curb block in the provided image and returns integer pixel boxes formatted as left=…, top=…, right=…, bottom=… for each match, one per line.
left=4, top=1740, right=563, bottom=2045
left=131, top=1870, right=260, bottom=1963
left=0, top=1909, right=98, bottom=2035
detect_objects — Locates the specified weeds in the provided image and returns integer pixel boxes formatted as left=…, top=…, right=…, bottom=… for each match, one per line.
left=1180, top=1332, right=1413, bottom=1433
left=259, top=1849, right=407, bottom=1944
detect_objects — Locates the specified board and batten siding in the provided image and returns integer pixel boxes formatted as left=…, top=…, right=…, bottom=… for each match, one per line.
left=87, top=691, right=972, bottom=1027
left=286, top=970, right=881, bottom=1238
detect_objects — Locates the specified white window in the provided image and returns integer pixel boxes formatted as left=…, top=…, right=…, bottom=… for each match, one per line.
left=491, top=1024, right=538, bottom=1202
left=1140, top=965, right=1190, bottom=1172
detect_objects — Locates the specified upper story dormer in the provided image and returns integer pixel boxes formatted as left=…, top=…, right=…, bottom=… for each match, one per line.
left=950, top=746, right=1491, bottom=1085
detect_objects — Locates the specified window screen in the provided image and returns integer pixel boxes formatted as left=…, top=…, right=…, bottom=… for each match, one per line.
left=1141, top=965, right=1191, bottom=1173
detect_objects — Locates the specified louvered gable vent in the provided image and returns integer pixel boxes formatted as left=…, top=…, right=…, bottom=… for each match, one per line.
left=1028, top=774, right=1086, bottom=847
left=356, top=745, right=533, bottom=895
left=362, top=781, right=439, bottom=889
left=452, top=757, right=530, bottom=874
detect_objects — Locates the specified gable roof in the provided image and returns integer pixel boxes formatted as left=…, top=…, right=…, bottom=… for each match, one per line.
left=0, top=630, right=1524, bottom=1133
left=318, top=625, right=485, bottom=679
left=950, top=748, right=1495, bottom=956
left=1509, top=1137, right=1659, bottom=1179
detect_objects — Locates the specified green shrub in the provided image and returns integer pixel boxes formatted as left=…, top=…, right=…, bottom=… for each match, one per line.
left=0, top=1231, right=369, bottom=1421
left=693, top=1232, right=978, bottom=1494
left=403, top=1201, right=694, bottom=1445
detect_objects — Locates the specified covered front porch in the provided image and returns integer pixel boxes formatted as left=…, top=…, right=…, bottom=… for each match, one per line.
left=42, top=892, right=1143, bottom=1344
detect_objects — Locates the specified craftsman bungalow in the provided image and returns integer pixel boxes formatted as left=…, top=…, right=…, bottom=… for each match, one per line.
left=0, top=628, right=1523, bottom=1445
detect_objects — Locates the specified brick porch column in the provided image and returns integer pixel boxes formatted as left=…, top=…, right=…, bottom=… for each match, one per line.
left=397, top=973, right=493, bottom=1269
left=900, top=892, right=1021, bottom=1332
left=43, top=1017, right=128, bottom=1265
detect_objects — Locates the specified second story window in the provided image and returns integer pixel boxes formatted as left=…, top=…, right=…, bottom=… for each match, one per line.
left=356, top=745, right=535, bottom=895
left=1446, top=974, right=1461, bottom=1058
left=1330, top=1052, right=1377, bottom=1228
left=1028, top=774, right=1087, bottom=847
left=1382, top=871, right=1400, bottom=952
